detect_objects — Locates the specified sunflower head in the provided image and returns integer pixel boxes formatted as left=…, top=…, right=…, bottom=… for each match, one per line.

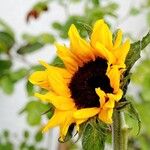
left=29, top=19, right=130, bottom=141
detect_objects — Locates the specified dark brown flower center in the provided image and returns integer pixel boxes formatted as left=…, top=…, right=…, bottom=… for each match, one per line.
left=69, top=57, right=113, bottom=109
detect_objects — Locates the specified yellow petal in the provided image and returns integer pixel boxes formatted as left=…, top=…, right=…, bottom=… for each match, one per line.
left=107, top=89, right=123, bottom=102
left=76, top=119, right=88, bottom=132
left=29, top=71, right=49, bottom=90
left=35, top=92, right=75, bottom=110
left=42, top=110, right=64, bottom=132
left=91, top=19, right=113, bottom=50
left=47, top=67, right=71, bottom=97
left=107, top=65, right=120, bottom=93
left=39, top=60, right=72, bottom=79
left=113, top=29, right=123, bottom=49
left=68, top=24, right=95, bottom=63
left=95, top=88, right=106, bottom=107
left=94, top=42, right=115, bottom=64
left=40, top=60, right=72, bottom=85
left=103, top=98, right=115, bottom=108
left=113, top=39, right=130, bottom=66
left=55, top=43, right=78, bottom=73
left=74, top=108, right=99, bottom=119
left=60, top=117, right=74, bottom=141
left=98, top=108, right=113, bottom=124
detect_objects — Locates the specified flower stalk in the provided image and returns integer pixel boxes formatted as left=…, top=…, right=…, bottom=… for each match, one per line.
left=112, top=109, right=129, bottom=150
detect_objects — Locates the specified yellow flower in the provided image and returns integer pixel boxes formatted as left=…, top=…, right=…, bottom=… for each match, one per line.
left=29, top=19, right=130, bottom=141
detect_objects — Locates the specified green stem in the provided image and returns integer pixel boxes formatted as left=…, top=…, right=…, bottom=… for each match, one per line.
left=112, top=109, right=129, bottom=150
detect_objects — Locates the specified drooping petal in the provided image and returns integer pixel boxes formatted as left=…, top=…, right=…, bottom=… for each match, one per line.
left=95, top=88, right=106, bottom=107
left=59, top=116, right=75, bottom=141
left=107, top=89, right=123, bottom=102
left=91, top=19, right=113, bottom=50
left=113, top=29, right=123, bottom=49
left=103, top=98, right=115, bottom=108
left=113, top=39, right=130, bottom=66
left=98, top=108, right=113, bottom=124
left=55, top=43, right=79, bottom=73
left=43, top=110, right=75, bottom=133
left=73, top=108, right=99, bottom=119
left=29, top=71, right=49, bottom=90
left=76, top=119, right=88, bottom=132
left=94, top=42, right=115, bottom=64
left=35, top=92, right=75, bottom=110
left=68, top=24, right=95, bottom=63
left=106, top=65, right=120, bottom=93
left=42, top=110, right=64, bottom=132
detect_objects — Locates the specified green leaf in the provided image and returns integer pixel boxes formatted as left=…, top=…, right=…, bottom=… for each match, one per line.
left=35, top=131, right=43, bottom=142
left=124, top=99, right=141, bottom=135
left=19, top=142, right=27, bottom=150
left=45, top=106, right=54, bottom=119
left=57, top=15, right=86, bottom=39
left=10, top=68, right=28, bottom=82
left=140, top=88, right=150, bottom=102
left=51, top=56, right=64, bottom=67
left=77, top=21, right=92, bottom=37
left=1, top=142, right=13, bottom=150
left=121, top=73, right=131, bottom=95
left=39, top=33, right=55, bottom=44
left=131, top=59, right=150, bottom=85
left=17, top=42, right=43, bottom=54
left=33, top=1, right=48, bottom=12
left=116, top=101, right=130, bottom=110
left=92, top=0, right=100, bottom=6
left=31, top=65, right=44, bottom=71
left=52, top=22, right=62, bottom=30
left=0, top=76, right=14, bottom=94
left=0, top=32, right=15, bottom=53
left=147, top=11, right=150, bottom=27
left=136, top=102, right=150, bottom=134
left=125, top=31, right=150, bottom=73
left=0, top=59, right=12, bottom=72
left=28, top=145, right=36, bottom=150
left=26, top=81, right=34, bottom=96
left=71, top=0, right=81, bottom=3
left=130, top=8, right=140, bottom=16
left=22, top=34, right=37, bottom=43
left=82, top=119, right=106, bottom=150
left=0, top=19, right=14, bottom=37
left=20, top=101, right=49, bottom=126
left=23, top=130, right=29, bottom=139
left=3, top=130, right=9, bottom=138
left=23, top=33, right=55, bottom=44
left=27, top=112, right=41, bottom=126
left=104, top=2, right=119, bottom=12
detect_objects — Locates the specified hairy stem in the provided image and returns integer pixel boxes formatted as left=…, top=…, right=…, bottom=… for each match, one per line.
left=112, top=109, right=129, bottom=150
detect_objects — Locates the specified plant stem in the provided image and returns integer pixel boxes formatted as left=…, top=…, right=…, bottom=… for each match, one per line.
left=112, top=109, right=129, bottom=150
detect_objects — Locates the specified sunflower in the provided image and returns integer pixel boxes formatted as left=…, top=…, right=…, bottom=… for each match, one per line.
left=29, top=19, right=130, bottom=141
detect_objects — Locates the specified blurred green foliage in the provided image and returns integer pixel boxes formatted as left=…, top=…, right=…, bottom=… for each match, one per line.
left=20, top=100, right=52, bottom=126
left=0, top=129, right=47, bottom=150
left=0, top=0, right=150, bottom=149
